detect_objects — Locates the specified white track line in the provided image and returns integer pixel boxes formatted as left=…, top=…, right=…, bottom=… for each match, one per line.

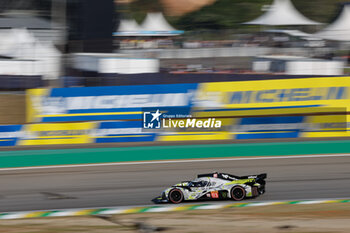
left=0, top=153, right=349, bottom=172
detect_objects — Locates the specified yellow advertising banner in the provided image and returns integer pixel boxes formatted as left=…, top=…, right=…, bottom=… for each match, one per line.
left=195, top=77, right=350, bottom=138
left=196, top=77, right=350, bottom=109
left=25, top=77, right=350, bottom=143
left=19, top=122, right=96, bottom=146
left=26, top=88, right=48, bottom=123
left=157, top=132, right=232, bottom=141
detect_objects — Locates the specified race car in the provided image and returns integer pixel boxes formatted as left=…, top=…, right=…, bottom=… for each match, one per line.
left=152, top=172, right=266, bottom=204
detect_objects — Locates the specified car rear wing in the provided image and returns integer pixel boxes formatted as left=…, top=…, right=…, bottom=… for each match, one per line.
left=198, top=172, right=267, bottom=181
left=257, top=173, right=267, bottom=180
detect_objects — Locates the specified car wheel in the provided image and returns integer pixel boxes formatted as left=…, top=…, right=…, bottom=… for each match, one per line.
left=231, top=186, right=246, bottom=201
left=168, top=189, right=183, bottom=204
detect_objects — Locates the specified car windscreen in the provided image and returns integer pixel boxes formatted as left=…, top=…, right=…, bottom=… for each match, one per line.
left=189, top=181, right=208, bottom=187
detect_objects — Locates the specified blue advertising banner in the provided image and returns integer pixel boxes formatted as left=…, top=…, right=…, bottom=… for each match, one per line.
left=234, top=116, right=305, bottom=139
left=27, top=83, right=198, bottom=123
left=0, top=121, right=156, bottom=146
left=0, top=125, right=22, bottom=146
left=94, top=121, right=157, bottom=143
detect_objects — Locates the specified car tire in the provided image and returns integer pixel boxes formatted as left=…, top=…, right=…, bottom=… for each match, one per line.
left=230, top=186, right=246, bottom=201
left=168, top=189, right=184, bottom=204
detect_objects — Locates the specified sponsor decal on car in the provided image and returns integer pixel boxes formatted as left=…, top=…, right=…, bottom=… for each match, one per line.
left=211, top=191, right=219, bottom=199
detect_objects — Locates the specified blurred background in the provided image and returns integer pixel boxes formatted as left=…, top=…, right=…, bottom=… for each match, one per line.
left=0, top=0, right=349, bottom=134
left=0, top=0, right=348, bottom=90
left=1, top=2, right=350, bottom=231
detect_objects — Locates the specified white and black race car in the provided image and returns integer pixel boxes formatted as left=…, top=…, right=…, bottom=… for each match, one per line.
left=153, top=172, right=266, bottom=204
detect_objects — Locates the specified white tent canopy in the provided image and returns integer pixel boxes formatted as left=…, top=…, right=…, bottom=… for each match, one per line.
left=0, top=28, right=61, bottom=80
left=141, top=12, right=177, bottom=31
left=314, top=4, right=350, bottom=41
left=244, top=0, right=321, bottom=25
left=114, top=12, right=184, bottom=36
left=117, top=19, right=143, bottom=34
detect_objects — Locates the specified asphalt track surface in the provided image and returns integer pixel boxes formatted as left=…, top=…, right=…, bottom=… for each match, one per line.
left=0, top=155, right=350, bottom=212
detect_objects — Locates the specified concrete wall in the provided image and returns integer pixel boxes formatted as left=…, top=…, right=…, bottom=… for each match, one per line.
left=120, top=47, right=333, bottom=59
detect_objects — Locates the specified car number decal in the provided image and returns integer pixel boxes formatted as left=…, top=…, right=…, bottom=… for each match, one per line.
left=211, top=191, right=219, bottom=198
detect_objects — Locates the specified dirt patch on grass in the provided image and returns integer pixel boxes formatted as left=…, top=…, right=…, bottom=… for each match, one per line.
left=0, top=203, right=349, bottom=232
